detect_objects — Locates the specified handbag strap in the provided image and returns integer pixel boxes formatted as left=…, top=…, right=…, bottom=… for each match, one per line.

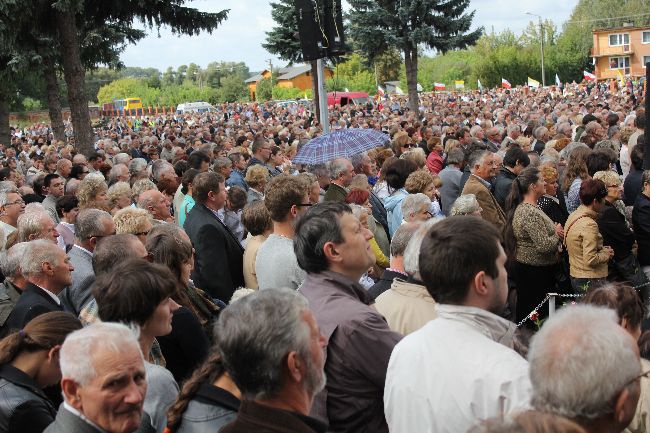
left=563, top=214, right=590, bottom=247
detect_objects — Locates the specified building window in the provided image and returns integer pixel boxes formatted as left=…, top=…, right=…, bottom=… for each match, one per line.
left=609, top=33, right=630, bottom=46
left=643, top=31, right=650, bottom=44
left=643, top=56, right=650, bottom=67
left=609, top=56, right=630, bottom=69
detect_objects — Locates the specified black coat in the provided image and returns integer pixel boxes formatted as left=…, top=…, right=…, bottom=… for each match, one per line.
left=633, top=193, right=650, bottom=266
left=368, top=269, right=408, bottom=300
left=3, top=284, right=63, bottom=334
left=369, top=191, right=390, bottom=240
left=493, top=167, right=517, bottom=210
left=538, top=194, right=569, bottom=227
left=597, top=201, right=635, bottom=261
left=0, top=364, right=56, bottom=433
left=624, top=170, right=643, bottom=206
left=184, top=204, right=245, bottom=303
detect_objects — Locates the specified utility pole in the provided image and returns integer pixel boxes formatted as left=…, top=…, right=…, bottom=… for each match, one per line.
left=268, top=58, right=274, bottom=100
left=526, top=12, right=546, bottom=87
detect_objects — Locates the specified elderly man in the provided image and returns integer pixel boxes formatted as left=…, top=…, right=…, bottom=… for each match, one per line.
left=296, top=202, right=402, bottom=433
left=0, top=242, right=29, bottom=329
left=137, top=189, right=171, bottom=224
left=528, top=305, right=641, bottom=433
left=55, top=158, right=72, bottom=179
left=461, top=150, right=506, bottom=231
left=108, top=163, right=130, bottom=186
left=532, top=126, right=550, bottom=154
left=59, top=209, right=115, bottom=315
left=401, top=193, right=432, bottom=223
left=501, top=124, right=522, bottom=148
left=216, top=288, right=327, bottom=433
left=42, top=174, right=65, bottom=223
left=184, top=172, right=244, bottom=302
left=17, top=211, right=59, bottom=243
left=0, top=190, right=24, bottom=245
left=151, top=160, right=176, bottom=185
left=385, top=217, right=531, bottom=433
left=3, top=240, right=74, bottom=332
left=323, top=158, right=355, bottom=203
left=46, top=322, right=149, bottom=433
left=438, top=148, right=465, bottom=216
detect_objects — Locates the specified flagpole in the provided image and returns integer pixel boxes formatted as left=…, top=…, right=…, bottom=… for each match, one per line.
left=526, top=12, right=546, bottom=87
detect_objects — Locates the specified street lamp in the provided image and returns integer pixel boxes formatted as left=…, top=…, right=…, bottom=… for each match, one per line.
left=525, top=12, right=546, bottom=87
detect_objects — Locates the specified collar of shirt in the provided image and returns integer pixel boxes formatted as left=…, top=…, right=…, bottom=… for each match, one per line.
left=210, top=207, right=225, bottom=223
left=34, top=283, right=61, bottom=306
left=63, top=402, right=109, bottom=433
left=471, top=173, right=492, bottom=189
left=74, top=244, right=93, bottom=257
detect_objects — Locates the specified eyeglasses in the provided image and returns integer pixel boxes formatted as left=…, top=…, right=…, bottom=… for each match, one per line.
left=133, top=229, right=151, bottom=237
left=295, top=203, right=313, bottom=208
left=5, top=200, right=25, bottom=206
left=402, top=144, right=416, bottom=149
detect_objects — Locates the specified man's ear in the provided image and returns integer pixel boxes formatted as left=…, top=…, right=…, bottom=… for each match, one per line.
left=286, top=351, right=303, bottom=384
left=322, top=241, right=341, bottom=264
left=472, top=270, right=489, bottom=297
left=61, top=378, right=83, bottom=411
left=613, top=386, right=636, bottom=424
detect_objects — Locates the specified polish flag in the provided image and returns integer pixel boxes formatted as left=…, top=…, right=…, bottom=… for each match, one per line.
left=377, top=86, right=386, bottom=96
left=434, top=82, right=446, bottom=91
left=583, top=70, right=596, bottom=81
left=501, top=78, right=511, bottom=89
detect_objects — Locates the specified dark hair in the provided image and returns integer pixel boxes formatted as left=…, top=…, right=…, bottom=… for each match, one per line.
left=173, top=160, right=189, bottom=178
left=156, top=178, right=178, bottom=196
left=586, top=150, right=612, bottom=176
left=228, top=152, right=243, bottom=165
left=503, top=167, right=541, bottom=261
left=384, top=159, right=417, bottom=190
left=294, top=202, right=350, bottom=274
left=582, top=114, right=597, bottom=125
left=93, top=259, right=176, bottom=327
left=582, top=283, right=644, bottom=330
left=639, top=331, right=650, bottom=361
left=88, top=152, right=103, bottom=162
left=635, top=109, right=645, bottom=129
left=187, top=151, right=209, bottom=170
left=69, top=164, right=88, bottom=180
left=264, top=174, right=306, bottom=221
left=43, top=173, right=61, bottom=189
left=579, top=178, right=607, bottom=205
left=631, top=141, right=644, bottom=171
left=251, top=136, right=268, bottom=154
left=0, top=312, right=81, bottom=364
left=419, top=216, right=501, bottom=304
left=55, top=195, right=79, bottom=218
left=166, top=350, right=227, bottom=432
left=0, top=168, right=11, bottom=181
left=32, top=174, right=45, bottom=196
left=192, top=172, right=225, bottom=204
left=503, top=147, right=530, bottom=169
left=92, top=233, right=144, bottom=275
left=606, top=112, right=619, bottom=127
left=180, top=168, right=199, bottom=195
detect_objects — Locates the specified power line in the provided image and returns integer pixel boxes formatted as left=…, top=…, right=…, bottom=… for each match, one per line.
left=564, top=11, right=650, bottom=25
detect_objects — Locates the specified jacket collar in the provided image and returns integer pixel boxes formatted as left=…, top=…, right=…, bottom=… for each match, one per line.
left=390, top=278, right=435, bottom=303
left=436, top=304, right=517, bottom=349
left=24, top=282, right=61, bottom=307
left=304, top=270, right=372, bottom=305
left=577, top=204, right=599, bottom=220
left=195, top=383, right=240, bottom=412
left=0, top=364, right=51, bottom=402
left=237, top=400, right=328, bottom=433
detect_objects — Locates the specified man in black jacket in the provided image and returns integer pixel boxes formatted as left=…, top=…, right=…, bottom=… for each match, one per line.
left=184, top=172, right=244, bottom=303
left=494, top=147, right=530, bottom=210
left=3, top=240, right=73, bottom=333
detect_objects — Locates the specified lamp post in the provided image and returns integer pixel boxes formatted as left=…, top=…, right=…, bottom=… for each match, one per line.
left=526, top=12, right=546, bottom=87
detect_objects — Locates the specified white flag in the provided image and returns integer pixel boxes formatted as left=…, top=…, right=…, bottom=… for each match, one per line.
left=477, top=79, right=483, bottom=90
left=555, top=74, right=561, bottom=87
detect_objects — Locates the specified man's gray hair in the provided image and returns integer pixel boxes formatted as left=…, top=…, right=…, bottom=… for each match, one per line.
left=507, top=124, right=522, bottom=135
left=404, top=219, right=440, bottom=277
left=468, top=150, right=489, bottom=171
left=390, top=222, right=421, bottom=258
left=20, top=239, right=63, bottom=277
left=108, top=163, right=129, bottom=184
left=215, top=288, right=315, bottom=400
left=129, top=158, right=148, bottom=175
left=401, top=193, right=431, bottom=219
left=450, top=194, right=481, bottom=216
left=350, top=153, right=369, bottom=173
left=75, top=209, right=112, bottom=241
left=60, top=322, right=143, bottom=386
left=151, top=160, right=174, bottom=182
left=446, top=148, right=465, bottom=166
left=17, top=212, right=53, bottom=242
left=528, top=305, right=641, bottom=420
left=556, top=121, right=572, bottom=138
left=0, top=192, right=13, bottom=207
left=0, top=181, right=17, bottom=194
left=113, top=152, right=131, bottom=166
left=0, top=242, right=29, bottom=278
left=212, top=157, right=232, bottom=171
left=328, top=158, right=350, bottom=180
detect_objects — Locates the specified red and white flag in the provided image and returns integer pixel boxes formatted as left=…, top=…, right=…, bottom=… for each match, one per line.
left=583, top=70, right=596, bottom=81
left=434, top=82, right=446, bottom=91
left=377, top=86, right=386, bottom=96
left=501, top=78, right=511, bottom=89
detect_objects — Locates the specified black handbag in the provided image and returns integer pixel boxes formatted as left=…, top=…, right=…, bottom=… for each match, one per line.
left=613, top=253, right=649, bottom=288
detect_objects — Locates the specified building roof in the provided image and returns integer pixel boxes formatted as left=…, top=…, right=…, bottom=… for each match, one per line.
left=593, top=25, right=650, bottom=33
left=277, top=65, right=312, bottom=80
left=244, top=73, right=265, bottom=84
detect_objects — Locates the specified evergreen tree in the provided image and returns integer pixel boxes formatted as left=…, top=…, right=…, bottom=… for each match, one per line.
left=349, top=0, right=482, bottom=110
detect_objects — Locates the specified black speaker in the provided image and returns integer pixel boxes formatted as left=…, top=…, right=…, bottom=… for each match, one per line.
left=295, top=0, right=327, bottom=61
left=323, top=0, right=346, bottom=56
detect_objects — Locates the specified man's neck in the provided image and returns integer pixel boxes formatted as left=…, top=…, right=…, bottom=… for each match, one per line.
left=75, top=241, right=94, bottom=253
left=29, top=278, right=63, bottom=296
left=255, top=387, right=310, bottom=416
left=574, top=417, right=616, bottom=433
left=273, top=220, right=295, bottom=239
left=327, top=265, right=363, bottom=282
left=389, top=256, right=405, bottom=273
left=331, top=180, right=346, bottom=189
left=0, top=216, right=16, bottom=228
left=204, top=201, right=222, bottom=213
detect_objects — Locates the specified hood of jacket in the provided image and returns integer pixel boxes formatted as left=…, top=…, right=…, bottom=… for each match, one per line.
left=384, top=189, right=408, bottom=212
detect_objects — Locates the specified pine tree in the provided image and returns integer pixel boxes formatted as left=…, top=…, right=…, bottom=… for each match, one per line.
left=348, top=0, right=482, bottom=111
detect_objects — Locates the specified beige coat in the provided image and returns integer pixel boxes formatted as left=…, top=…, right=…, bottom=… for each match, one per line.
left=564, top=205, right=610, bottom=279
left=374, top=278, right=437, bottom=335
left=462, top=174, right=506, bottom=231
left=625, top=357, right=650, bottom=433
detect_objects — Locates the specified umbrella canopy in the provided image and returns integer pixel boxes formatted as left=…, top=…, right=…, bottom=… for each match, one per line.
left=292, top=129, right=390, bottom=165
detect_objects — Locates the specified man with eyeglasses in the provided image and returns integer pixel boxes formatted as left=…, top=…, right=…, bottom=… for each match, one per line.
left=0, top=191, right=24, bottom=245
left=255, top=174, right=309, bottom=291
left=246, top=136, right=272, bottom=175
left=461, top=150, right=506, bottom=231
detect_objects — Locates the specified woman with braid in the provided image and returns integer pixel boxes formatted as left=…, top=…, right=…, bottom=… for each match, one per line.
left=0, top=312, right=82, bottom=433
left=164, top=350, right=240, bottom=433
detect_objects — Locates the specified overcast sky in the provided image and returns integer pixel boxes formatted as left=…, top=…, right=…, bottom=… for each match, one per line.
left=119, top=0, right=577, bottom=73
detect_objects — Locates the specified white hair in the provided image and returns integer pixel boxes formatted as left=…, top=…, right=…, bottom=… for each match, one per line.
left=403, top=219, right=440, bottom=277
left=19, top=239, right=62, bottom=277
left=0, top=242, right=29, bottom=278
left=60, top=322, right=144, bottom=386
left=113, top=153, right=131, bottom=166
left=401, top=193, right=431, bottom=220
left=0, top=181, right=18, bottom=194
left=450, top=194, right=481, bottom=216
left=17, top=212, right=53, bottom=242
left=529, top=305, right=641, bottom=420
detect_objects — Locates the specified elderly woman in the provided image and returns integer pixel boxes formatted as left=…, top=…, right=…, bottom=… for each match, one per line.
left=537, top=164, right=569, bottom=226
left=76, top=174, right=109, bottom=211
left=106, top=181, right=132, bottom=215
left=401, top=193, right=433, bottom=224
left=244, top=165, right=269, bottom=204
left=391, top=131, right=415, bottom=157
left=113, top=207, right=153, bottom=245
left=93, top=259, right=180, bottom=433
left=450, top=194, right=482, bottom=216
left=504, top=167, right=562, bottom=324
left=0, top=312, right=82, bottom=433
left=405, top=170, right=443, bottom=218
left=592, top=171, right=638, bottom=283
left=565, top=179, right=614, bottom=291
left=349, top=204, right=387, bottom=285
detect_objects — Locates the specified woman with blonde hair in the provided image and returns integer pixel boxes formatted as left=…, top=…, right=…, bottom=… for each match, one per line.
left=244, top=165, right=269, bottom=204
left=391, top=131, right=414, bottom=157
left=405, top=170, right=443, bottom=218
left=106, top=181, right=132, bottom=215
left=76, top=174, right=109, bottom=211
left=0, top=312, right=82, bottom=433
left=113, top=207, right=153, bottom=244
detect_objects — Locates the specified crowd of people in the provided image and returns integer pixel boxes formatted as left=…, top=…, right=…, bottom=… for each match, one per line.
left=0, top=77, right=648, bottom=433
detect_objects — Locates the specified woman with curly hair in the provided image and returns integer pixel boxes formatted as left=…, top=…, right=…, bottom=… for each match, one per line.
left=106, top=181, right=132, bottom=215
left=244, top=165, right=269, bottom=204
left=113, top=207, right=153, bottom=245
left=561, top=146, right=591, bottom=214
left=76, top=174, right=109, bottom=211
left=405, top=170, right=443, bottom=218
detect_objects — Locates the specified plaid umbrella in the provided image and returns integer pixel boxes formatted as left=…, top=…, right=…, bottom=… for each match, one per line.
left=292, top=128, right=390, bottom=165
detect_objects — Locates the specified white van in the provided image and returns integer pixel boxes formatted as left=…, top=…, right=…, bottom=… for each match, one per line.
left=176, top=102, right=217, bottom=114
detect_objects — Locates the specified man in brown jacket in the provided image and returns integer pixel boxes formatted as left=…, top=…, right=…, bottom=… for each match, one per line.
left=462, top=150, right=506, bottom=231
left=296, top=202, right=403, bottom=433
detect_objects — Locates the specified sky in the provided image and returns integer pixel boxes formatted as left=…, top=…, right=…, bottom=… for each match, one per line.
left=119, top=0, right=578, bottom=73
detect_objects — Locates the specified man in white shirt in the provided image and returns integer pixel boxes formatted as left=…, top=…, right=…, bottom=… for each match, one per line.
left=384, top=216, right=531, bottom=433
